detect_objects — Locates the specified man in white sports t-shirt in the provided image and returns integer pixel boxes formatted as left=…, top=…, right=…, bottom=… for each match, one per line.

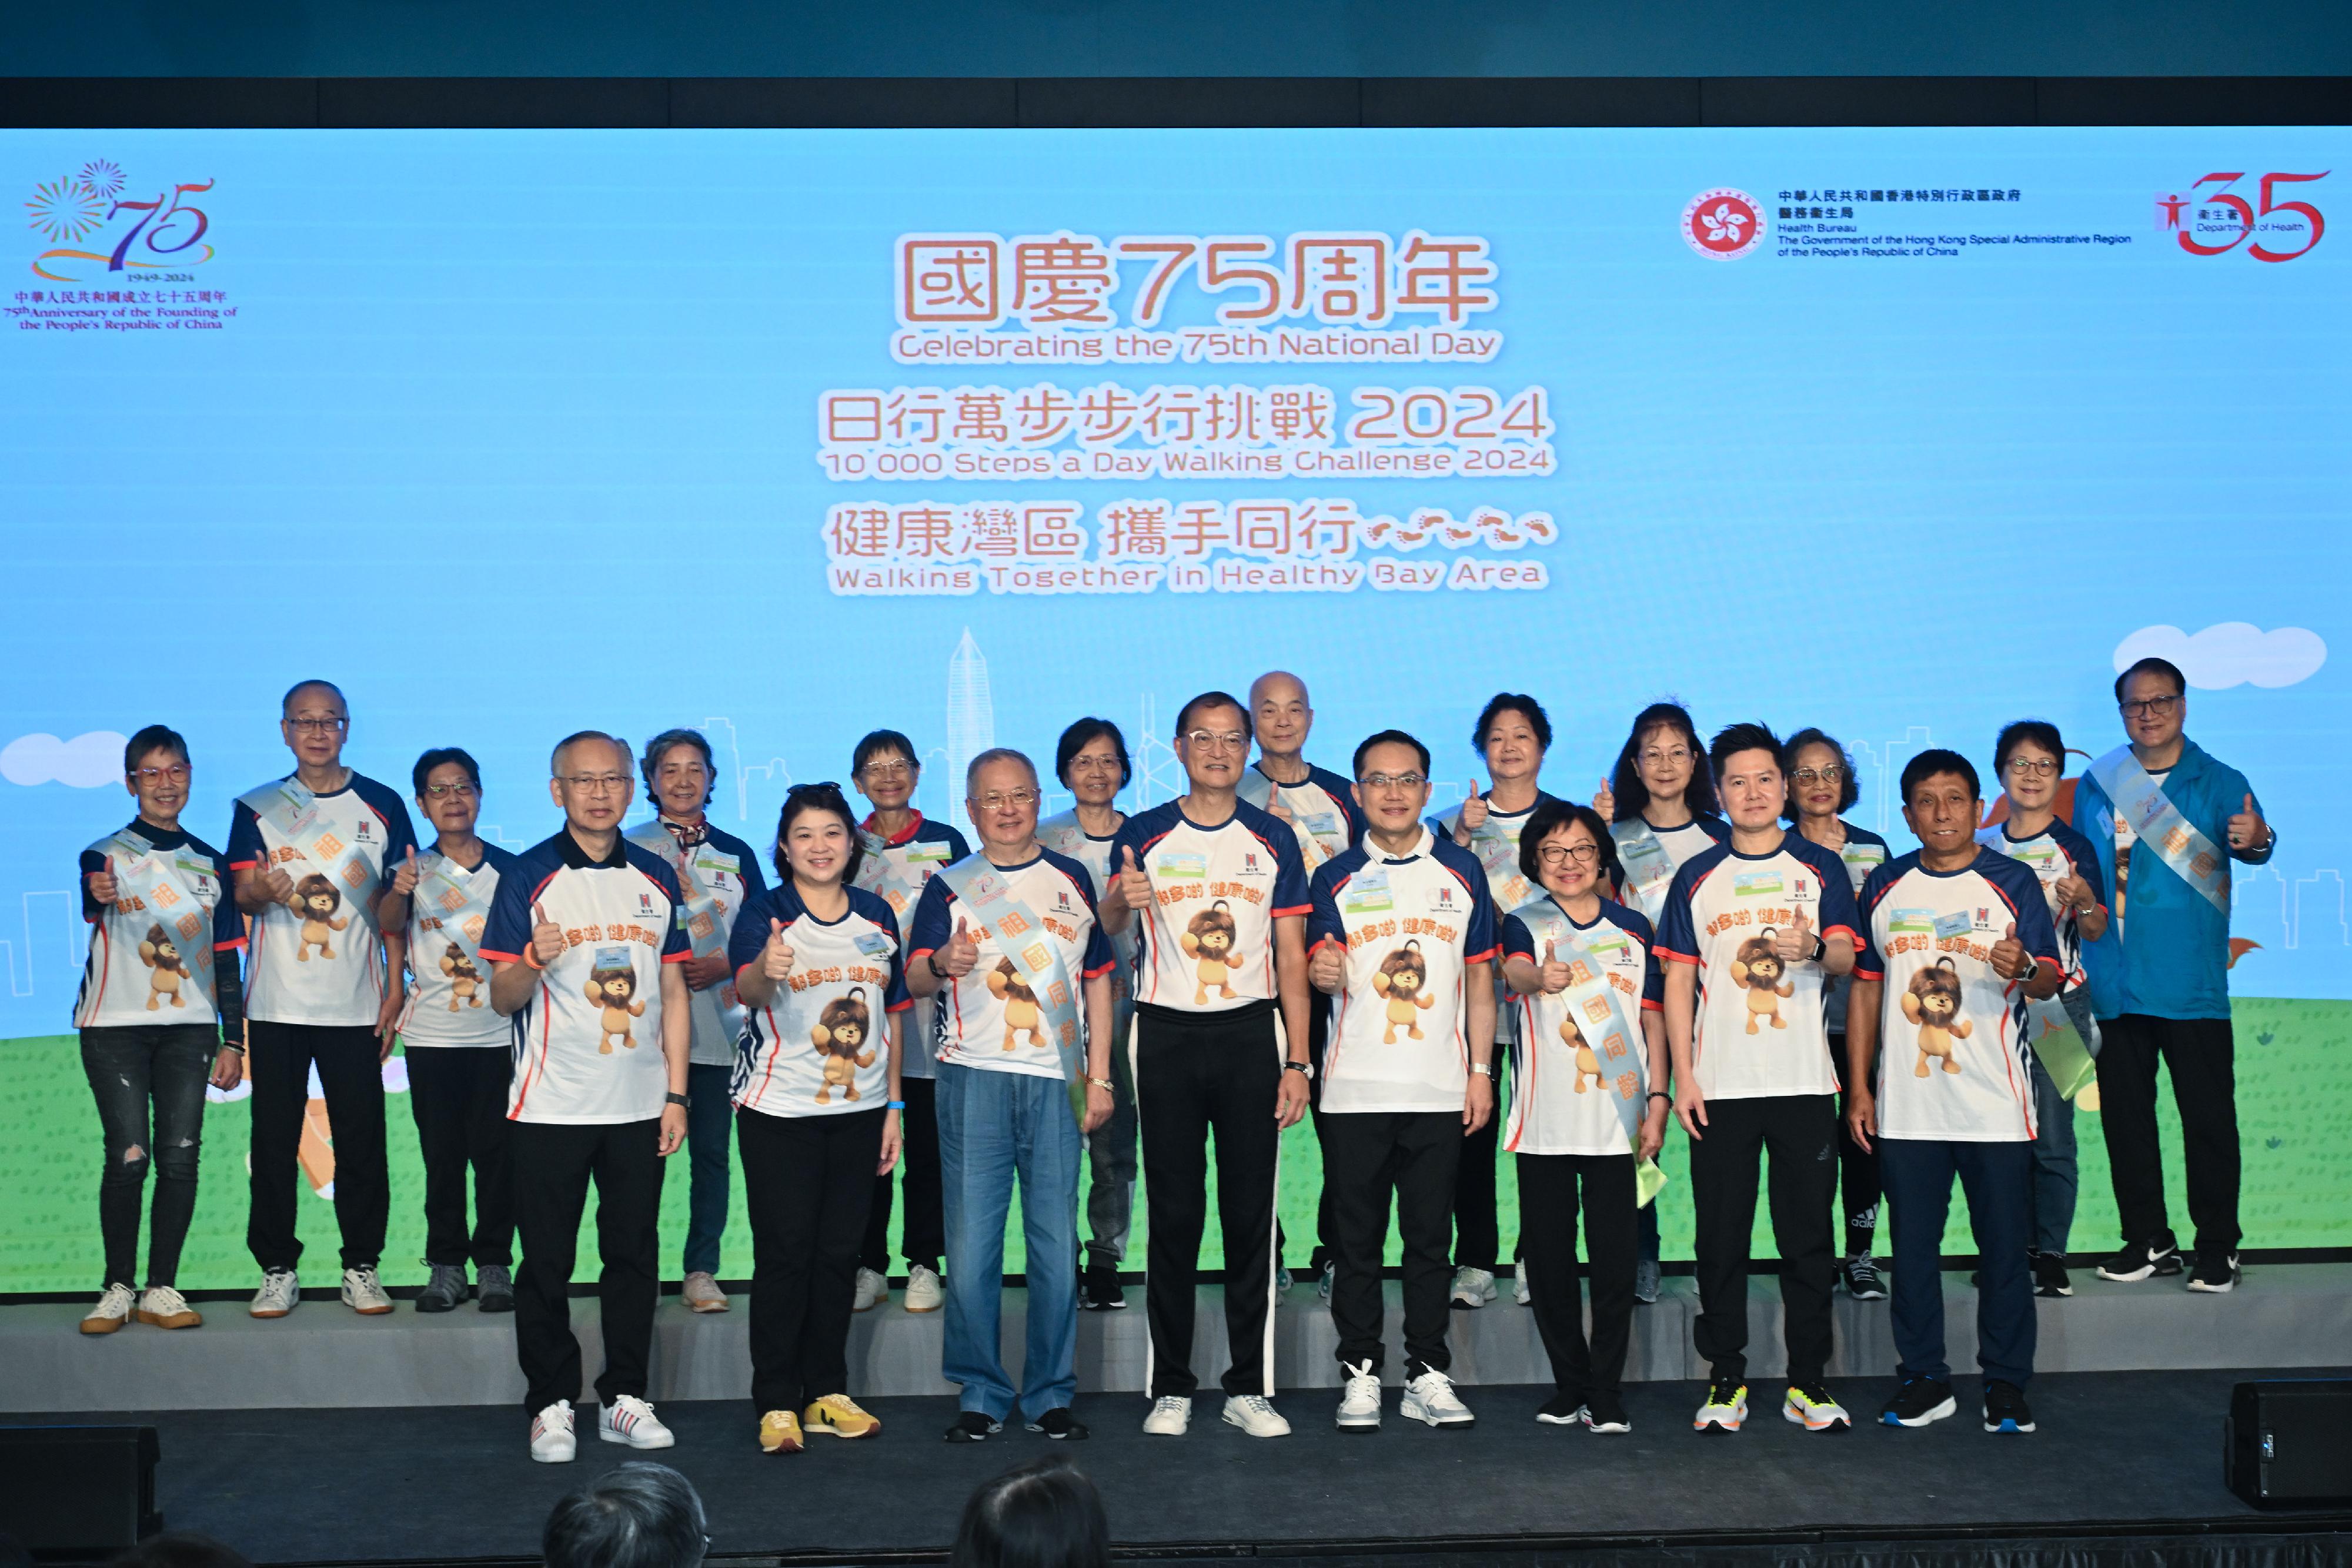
left=229, top=679, right=419, bottom=1319
left=1656, top=722, right=1861, bottom=1436
left=1104, top=690, right=1312, bottom=1440
left=911, top=748, right=1117, bottom=1444
left=1307, top=729, right=1496, bottom=1433
left=1243, top=670, right=1365, bottom=1296
left=1848, top=748, right=2062, bottom=1436
left=481, top=731, right=692, bottom=1465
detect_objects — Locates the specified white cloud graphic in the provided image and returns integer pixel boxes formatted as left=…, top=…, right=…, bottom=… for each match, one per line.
left=2113, top=623, right=2327, bottom=690
left=0, top=730, right=126, bottom=787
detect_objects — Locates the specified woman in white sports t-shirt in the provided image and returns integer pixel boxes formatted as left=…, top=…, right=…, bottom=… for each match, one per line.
left=1593, top=700, right=1726, bottom=1302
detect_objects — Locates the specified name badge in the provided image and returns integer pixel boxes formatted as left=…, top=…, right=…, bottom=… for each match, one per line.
left=1342, top=870, right=1392, bottom=914
left=853, top=930, right=893, bottom=958
left=1301, top=811, right=1341, bottom=840
left=1841, top=844, right=1885, bottom=870
left=1932, top=910, right=1973, bottom=940
left=1157, top=851, right=1208, bottom=881
left=907, top=842, right=952, bottom=865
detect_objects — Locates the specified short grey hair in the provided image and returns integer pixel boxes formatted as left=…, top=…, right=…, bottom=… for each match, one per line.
left=543, top=1461, right=706, bottom=1568
left=965, top=747, right=1040, bottom=795
left=552, top=730, right=634, bottom=779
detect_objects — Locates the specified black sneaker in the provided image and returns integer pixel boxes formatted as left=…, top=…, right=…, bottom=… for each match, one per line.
left=1879, top=1376, right=1957, bottom=1428
left=2033, top=1252, right=2073, bottom=1298
left=415, top=1262, right=467, bottom=1314
left=2096, top=1233, right=2181, bottom=1282
left=1982, top=1379, right=2036, bottom=1433
left=1026, top=1407, right=1090, bottom=1441
left=1080, top=1264, right=1127, bottom=1312
left=2186, top=1250, right=2240, bottom=1294
left=1581, top=1392, right=1631, bottom=1433
left=476, top=1264, right=515, bottom=1313
left=1838, top=1255, right=1887, bottom=1300
left=1536, top=1392, right=1585, bottom=1426
left=945, top=1410, right=1003, bottom=1443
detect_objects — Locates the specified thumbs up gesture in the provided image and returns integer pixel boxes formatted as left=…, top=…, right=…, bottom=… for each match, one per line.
left=256, top=847, right=296, bottom=909
left=530, top=903, right=567, bottom=968
left=1268, top=791, right=1295, bottom=825
left=1115, top=845, right=1151, bottom=911
left=939, top=916, right=980, bottom=978
left=2227, top=792, right=2269, bottom=852
left=1590, top=776, right=1615, bottom=824
left=1989, top=920, right=2031, bottom=981
left=2052, top=870, right=2096, bottom=917
left=760, top=915, right=797, bottom=981
left=1538, top=937, right=1572, bottom=994
left=89, top=854, right=120, bottom=905
left=1455, top=781, right=1489, bottom=841
left=390, top=845, right=420, bottom=897
left=1308, top=940, right=1347, bottom=995
left=1772, top=910, right=1816, bottom=963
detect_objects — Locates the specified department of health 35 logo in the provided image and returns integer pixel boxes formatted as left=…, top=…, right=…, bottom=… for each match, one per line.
left=1682, top=188, right=1765, bottom=260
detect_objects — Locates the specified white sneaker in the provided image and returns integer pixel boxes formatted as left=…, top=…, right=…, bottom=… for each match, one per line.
left=530, top=1399, right=576, bottom=1463
left=1142, top=1395, right=1192, bottom=1436
left=600, top=1394, right=676, bottom=1449
left=1449, top=1266, right=1497, bottom=1308
left=249, top=1268, right=299, bottom=1318
left=1222, top=1393, right=1292, bottom=1437
left=1514, top=1270, right=1534, bottom=1307
left=341, top=1265, right=394, bottom=1315
left=903, top=1264, right=944, bottom=1313
left=1401, top=1368, right=1476, bottom=1429
left=851, top=1266, right=888, bottom=1312
left=681, top=1271, right=730, bottom=1313
left=1335, top=1361, right=1382, bottom=1432
left=135, top=1285, right=202, bottom=1329
left=81, top=1283, right=136, bottom=1335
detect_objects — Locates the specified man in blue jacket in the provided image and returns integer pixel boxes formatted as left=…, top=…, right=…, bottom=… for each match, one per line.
left=2073, top=657, right=2274, bottom=1294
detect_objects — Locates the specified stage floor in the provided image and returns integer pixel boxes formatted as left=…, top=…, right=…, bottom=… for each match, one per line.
left=17, top=1368, right=2351, bottom=1566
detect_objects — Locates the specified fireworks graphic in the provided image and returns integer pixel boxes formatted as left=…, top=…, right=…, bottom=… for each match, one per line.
left=25, top=175, right=107, bottom=243
left=78, top=160, right=125, bottom=200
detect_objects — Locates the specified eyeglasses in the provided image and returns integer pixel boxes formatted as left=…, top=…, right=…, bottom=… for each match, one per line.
left=2005, top=757, right=2060, bottom=778
left=1639, top=747, right=1692, bottom=767
left=973, top=790, right=1038, bottom=810
left=2119, top=694, right=2180, bottom=720
left=1539, top=843, right=1601, bottom=867
left=559, top=774, right=630, bottom=793
left=1183, top=730, right=1248, bottom=751
left=1068, top=754, right=1121, bottom=771
left=1791, top=765, right=1845, bottom=785
left=285, top=717, right=346, bottom=734
left=422, top=782, right=480, bottom=800
left=131, top=764, right=191, bottom=784
left=858, top=760, right=913, bottom=780
left=1358, top=772, right=1426, bottom=790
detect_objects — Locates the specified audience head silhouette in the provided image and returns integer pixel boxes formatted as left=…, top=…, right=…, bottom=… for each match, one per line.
left=951, top=1456, right=1110, bottom=1568
left=543, top=1462, right=707, bottom=1568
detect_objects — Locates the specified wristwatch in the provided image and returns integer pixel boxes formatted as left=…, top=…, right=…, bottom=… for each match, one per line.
left=1469, top=1062, right=1496, bottom=1078
left=1284, top=1059, right=1314, bottom=1080
left=1809, top=932, right=1828, bottom=963
left=664, top=1091, right=690, bottom=1108
left=1087, top=1075, right=1115, bottom=1094
left=925, top=952, right=947, bottom=980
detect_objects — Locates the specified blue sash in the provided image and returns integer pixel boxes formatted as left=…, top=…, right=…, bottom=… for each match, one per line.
left=93, top=827, right=220, bottom=1007
left=1975, top=825, right=2101, bottom=1094
left=2086, top=745, right=2230, bottom=915
left=1609, top=818, right=1678, bottom=924
left=937, top=853, right=1089, bottom=1126
left=1507, top=895, right=1666, bottom=1205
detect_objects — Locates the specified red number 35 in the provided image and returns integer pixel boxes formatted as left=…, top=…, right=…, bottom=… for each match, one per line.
left=2180, top=171, right=2328, bottom=262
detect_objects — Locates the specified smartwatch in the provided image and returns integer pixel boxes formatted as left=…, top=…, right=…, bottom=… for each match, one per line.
left=1809, top=932, right=1828, bottom=963
left=925, top=952, right=947, bottom=981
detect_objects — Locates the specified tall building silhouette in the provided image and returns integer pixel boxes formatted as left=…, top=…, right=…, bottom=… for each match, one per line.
left=946, top=630, right=995, bottom=800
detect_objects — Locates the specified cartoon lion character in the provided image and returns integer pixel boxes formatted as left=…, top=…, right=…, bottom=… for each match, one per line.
left=811, top=987, right=877, bottom=1104
left=1559, top=1010, right=1603, bottom=1094
left=1371, top=940, right=1437, bottom=1044
left=584, top=961, right=645, bottom=1054
left=985, top=957, right=1043, bottom=1052
left=138, top=922, right=190, bottom=1011
left=1728, top=930, right=1793, bottom=1033
left=290, top=874, right=349, bottom=962
left=1901, top=956, right=1971, bottom=1077
left=1181, top=899, right=1239, bottom=1006
left=440, top=941, right=484, bottom=1011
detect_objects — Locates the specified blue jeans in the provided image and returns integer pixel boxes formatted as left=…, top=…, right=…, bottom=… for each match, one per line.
left=1880, top=1137, right=2036, bottom=1388
left=2028, top=1053, right=2077, bottom=1257
left=1083, top=1000, right=1138, bottom=1267
left=683, top=1062, right=734, bottom=1277
left=938, top=1062, right=1082, bottom=1420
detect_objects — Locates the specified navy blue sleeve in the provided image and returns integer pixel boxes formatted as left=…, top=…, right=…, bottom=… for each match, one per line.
left=1269, top=817, right=1311, bottom=918
left=727, top=887, right=779, bottom=978
left=191, top=837, right=246, bottom=954
left=1500, top=911, right=1534, bottom=962
left=480, top=844, right=522, bottom=878
left=1463, top=860, right=1499, bottom=961
left=226, top=799, right=263, bottom=872
left=374, top=787, right=421, bottom=867
left=1812, top=844, right=1863, bottom=944
left=907, top=872, right=956, bottom=959
left=480, top=855, right=542, bottom=964
left=645, top=858, right=691, bottom=959
left=2050, top=821, right=2107, bottom=908
left=1696, top=813, right=1731, bottom=844
left=941, top=824, right=973, bottom=862
left=1619, top=905, right=1663, bottom=1008
left=736, top=839, right=771, bottom=903
left=1081, top=916, right=1114, bottom=977
left=79, top=844, right=108, bottom=922
left=1994, top=858, right=2063, bottom=971
left=1307, top=862, right=1345, bottom=952
left=1853, top=862, right=1895, bottom=979
left=1655, top=860, right=1703, bottom=961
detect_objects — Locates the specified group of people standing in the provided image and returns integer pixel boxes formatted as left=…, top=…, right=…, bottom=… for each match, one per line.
left=69, top=656, right=2271, bottom=1455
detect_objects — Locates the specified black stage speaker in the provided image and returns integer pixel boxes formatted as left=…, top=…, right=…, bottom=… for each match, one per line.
left=2225, top=1380, right=2352, bottom=1509
left=0, top=1425, right=161, bottom=1556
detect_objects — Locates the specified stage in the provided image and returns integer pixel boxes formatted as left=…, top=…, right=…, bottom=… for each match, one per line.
left=14, top=1368, right=2350, bottom=1566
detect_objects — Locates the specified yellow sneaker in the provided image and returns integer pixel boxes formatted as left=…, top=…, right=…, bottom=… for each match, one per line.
left=759, top=1409, right=804, bottom=1454
left=803, top=1393, right=882, bottom=1439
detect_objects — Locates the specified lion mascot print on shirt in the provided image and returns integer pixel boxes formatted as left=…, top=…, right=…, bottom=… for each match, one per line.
left=1728, top=928, right=1793, bottom=1033
left=1182, top=898, right=1240, bottom=1005
left=811, top=986, right=877, bottom=1104
left=1371, top=938, right=1438, bottom=1044
left=1901, top=955, right=1971, bottom=1077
